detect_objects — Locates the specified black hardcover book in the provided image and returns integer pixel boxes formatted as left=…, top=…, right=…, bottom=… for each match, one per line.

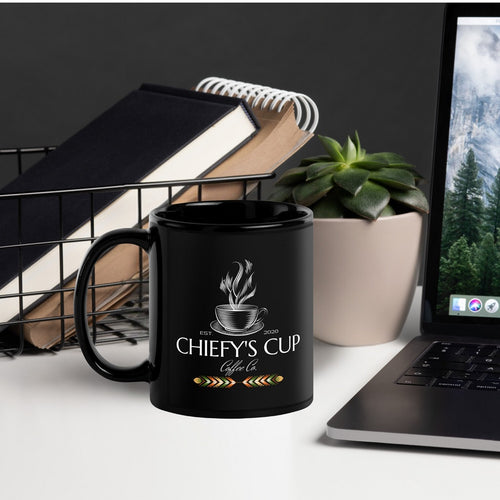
left=0, top=83, right=259, bottom=323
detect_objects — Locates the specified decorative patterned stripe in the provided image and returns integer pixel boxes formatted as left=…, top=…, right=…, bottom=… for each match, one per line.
left=193, top=374, right=284, bottom=388
left=193, top=376, right=236, bottom=388
left=243, top=374, right=284, bottom=388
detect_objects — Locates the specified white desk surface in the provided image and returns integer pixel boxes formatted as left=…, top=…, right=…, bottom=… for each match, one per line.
left=1, top=286, right=498, bottom=500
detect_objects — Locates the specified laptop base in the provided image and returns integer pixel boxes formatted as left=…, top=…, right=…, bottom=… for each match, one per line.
left=327, top=336, right=500, bottom=453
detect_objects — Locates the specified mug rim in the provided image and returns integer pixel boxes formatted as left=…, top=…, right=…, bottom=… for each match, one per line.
left=150, top=200, right=313, bottom=230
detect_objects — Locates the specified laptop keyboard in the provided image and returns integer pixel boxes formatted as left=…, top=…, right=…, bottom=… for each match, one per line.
left=396, top=342, right=500, bottom=391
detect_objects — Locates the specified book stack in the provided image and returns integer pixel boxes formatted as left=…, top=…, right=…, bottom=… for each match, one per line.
left=0, top=77, right=318, bottom=349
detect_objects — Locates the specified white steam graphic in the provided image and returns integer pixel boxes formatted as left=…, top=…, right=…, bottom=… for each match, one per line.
left=213, top=259, right=268, bottom=336
left=219, top=259, right=256, bottom=310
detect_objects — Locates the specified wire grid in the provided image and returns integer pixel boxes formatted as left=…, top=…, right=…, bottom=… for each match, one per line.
left=0, top=146, right=273, bottom=357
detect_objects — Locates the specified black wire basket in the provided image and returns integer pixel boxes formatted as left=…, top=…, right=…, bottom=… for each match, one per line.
left=0, top=146, right=273, bottom=357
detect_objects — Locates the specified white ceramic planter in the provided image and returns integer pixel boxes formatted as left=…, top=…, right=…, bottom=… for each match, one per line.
left=313, top=212, right=423, bottom=346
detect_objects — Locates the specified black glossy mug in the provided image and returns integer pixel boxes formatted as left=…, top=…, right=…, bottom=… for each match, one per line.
left=74, top=200, right=313, bottom=418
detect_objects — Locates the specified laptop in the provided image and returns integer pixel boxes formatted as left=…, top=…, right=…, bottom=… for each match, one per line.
left=327, top=3, right=500, bottom=452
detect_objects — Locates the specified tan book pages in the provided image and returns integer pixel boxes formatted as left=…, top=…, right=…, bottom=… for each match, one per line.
left=20, top=246, right=148, bottom=349
left=174, top=103, right=310, bottom=203
left=16, top=100, right=314, bottom=348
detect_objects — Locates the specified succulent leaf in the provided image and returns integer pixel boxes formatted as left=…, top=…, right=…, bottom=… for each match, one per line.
left=364, top=152, right=406, bottom=165
left=379, top=204, right=396, bottom=217
left=390, top=188, right=430, bottom=213
left=350, top=160, right=391, bottom=170
left=306, top=161, right=343, bottom=181
left=293, top=174, right=334, bottom=206
left=353, top=130, right=362, bottom=158
left=312, top=191, right=346, bottom=218
left=341, top=136, right=357, bottom=163
left=268, top=184, right=293, bottom=202
left=299, top=155, right=332, bottom=166
left=338, top=181, right=391, bottom=220
left=317, top=135, right=344, bottom=162
left=276, top=166, right=308, bottom=186
left=332, top=167, right=371, bottom=196
left=368, top=167, right=416, bottom=190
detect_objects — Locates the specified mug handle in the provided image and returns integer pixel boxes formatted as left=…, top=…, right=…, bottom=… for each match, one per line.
left=74, top=228, right=151, bottom=383
left=256, top=307, right=268, bottom=324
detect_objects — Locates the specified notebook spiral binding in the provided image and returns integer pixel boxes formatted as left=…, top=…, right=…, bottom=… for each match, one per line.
left=196, top=77, right=319, bottom=133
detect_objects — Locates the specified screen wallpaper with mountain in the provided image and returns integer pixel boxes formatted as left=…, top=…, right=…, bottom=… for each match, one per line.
left=438, top=21, right=500, bottom=314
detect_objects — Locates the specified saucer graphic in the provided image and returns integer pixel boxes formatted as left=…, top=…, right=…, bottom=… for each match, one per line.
left=210, top=320, right=264, bottom=336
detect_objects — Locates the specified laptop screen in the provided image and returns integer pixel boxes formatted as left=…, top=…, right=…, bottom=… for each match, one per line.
left=423, top=5, right=500, bottom=332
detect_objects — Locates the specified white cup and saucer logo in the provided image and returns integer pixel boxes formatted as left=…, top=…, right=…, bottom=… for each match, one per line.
left=210, top=259, right=268, bottom=336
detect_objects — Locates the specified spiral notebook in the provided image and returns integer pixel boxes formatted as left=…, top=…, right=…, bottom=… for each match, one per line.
left=18, top=77, right=319, bottom=348
left=175, top=77, right=318, bottom=202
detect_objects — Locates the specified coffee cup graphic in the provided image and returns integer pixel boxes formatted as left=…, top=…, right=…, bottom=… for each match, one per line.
left=214, top=259, right=268, bottom=335
left=215, top=304, right=268, bottom=333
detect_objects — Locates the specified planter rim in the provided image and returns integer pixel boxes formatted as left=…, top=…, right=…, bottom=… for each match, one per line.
left=313, top=211, right=423, bottom=225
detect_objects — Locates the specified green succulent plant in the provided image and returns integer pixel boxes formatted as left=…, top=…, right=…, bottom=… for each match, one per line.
left=269, top=132, right=429, bottom=220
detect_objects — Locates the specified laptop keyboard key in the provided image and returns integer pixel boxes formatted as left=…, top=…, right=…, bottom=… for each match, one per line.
left=423, top=354, right=471, bottom=363
left=397, top=376, right=433, bottom=386
left=475, top=364, right=500, bottom=374
left=433, top=379, right=467, bottom=389
left=444, top=355, right=472, bottom=363
left=478, top=346, right=498, bottom=357
left=471, top=356, right=498, bottom=364
left=468, top=381, right=500, bottom=391
left=405, top=367, right=447, bottom=378
left=425, top=355, right=443, bottom=361
left=448, top=371, right=482, bottom=380
left=414, top=361, right=472, bottom=371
